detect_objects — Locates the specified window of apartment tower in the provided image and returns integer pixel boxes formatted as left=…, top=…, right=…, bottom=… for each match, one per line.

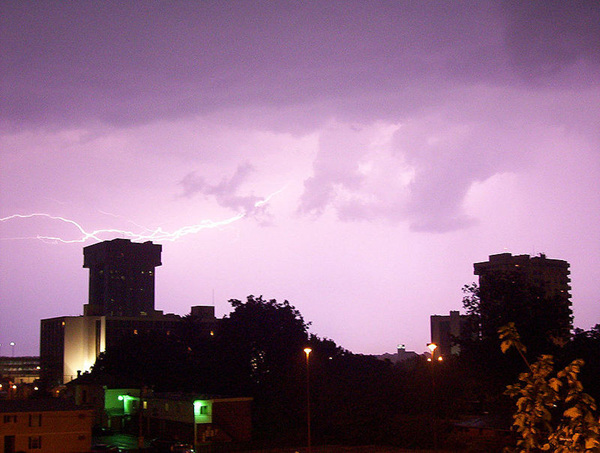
left=3, top=415, right=17, bottom=423
left=28, top=436, right=42, bottom=449
left=29, top=413, right=42, bottom=427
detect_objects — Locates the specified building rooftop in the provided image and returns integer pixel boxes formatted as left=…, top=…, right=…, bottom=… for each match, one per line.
left=0, top=398, right=85, bottom=413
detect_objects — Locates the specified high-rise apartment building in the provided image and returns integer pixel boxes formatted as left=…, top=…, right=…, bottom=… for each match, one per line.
left=473, top=253, right=572, bottom=347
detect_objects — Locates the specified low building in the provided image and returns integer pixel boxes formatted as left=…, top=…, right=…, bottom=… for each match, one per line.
left=376, top=344, right=418, bottom=364
left=0, top=399, right=93, bottom=453
left=144, top=393, right=253, bottom=448
left=0, top=357, right=40, bottom=384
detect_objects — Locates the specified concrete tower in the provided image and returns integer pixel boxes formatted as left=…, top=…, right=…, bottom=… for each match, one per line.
left=83, top=239, right=162, bottom=317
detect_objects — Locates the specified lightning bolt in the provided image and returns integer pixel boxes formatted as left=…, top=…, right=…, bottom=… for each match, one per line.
left=0, top=212, right=245, bottom=243
left=0, top=188, right=286, bottom=244
left=254, top=185, right=287, bottom=208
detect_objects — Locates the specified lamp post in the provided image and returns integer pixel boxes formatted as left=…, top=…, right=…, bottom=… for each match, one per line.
left=9, top=342, right=15, bottom=358
left=427, top=343, right=438, bottom=450
left=303, top=347, right=312, bottom=453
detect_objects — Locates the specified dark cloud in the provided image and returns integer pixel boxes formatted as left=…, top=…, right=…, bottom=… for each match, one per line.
left=501, top=0, right=600, bottom=83
left=4, top=1, right=597, bottom=131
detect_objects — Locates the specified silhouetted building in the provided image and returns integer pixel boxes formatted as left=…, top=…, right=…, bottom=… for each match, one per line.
left=40, top=239, right=218, bottom=386
left=376, top=344, right=418, bottom=364
left=83, top=239, right=162, bottom=317
left=473, top=253, right=572, bottom=346
left=431, top=311, right=468, bottom=357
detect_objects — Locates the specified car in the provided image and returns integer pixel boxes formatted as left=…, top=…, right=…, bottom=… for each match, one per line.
left=171, top=443, right=195, bottom=453
left=149, top=439, right=195, bottom=453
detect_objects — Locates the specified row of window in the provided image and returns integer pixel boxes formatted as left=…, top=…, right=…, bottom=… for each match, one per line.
left=3, top=414, right=42, bottom=426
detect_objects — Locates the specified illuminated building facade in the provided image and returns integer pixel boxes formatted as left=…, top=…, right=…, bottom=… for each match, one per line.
left=40, top=239, right=217, bottom=386
left=0, top=399, right=93, bottom=453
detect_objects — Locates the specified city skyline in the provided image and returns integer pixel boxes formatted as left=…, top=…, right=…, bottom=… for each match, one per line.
left=1, top=1, right=599, bottom=356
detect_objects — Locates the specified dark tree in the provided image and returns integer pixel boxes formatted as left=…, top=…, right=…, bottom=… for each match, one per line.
left=211, top=295, right=310, bottom=442
left=91, top=330, right=198, bottom=391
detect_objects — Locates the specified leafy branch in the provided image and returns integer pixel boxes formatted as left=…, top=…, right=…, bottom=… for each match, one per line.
left=499, top=322, right=600, bottom=452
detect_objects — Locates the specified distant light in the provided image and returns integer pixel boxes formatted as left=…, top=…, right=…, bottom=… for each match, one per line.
left=437, top=356, right=443, bottom=361
left=12, top=385, right=17, bottom=389
left=34, top=387, right=39, bottom=391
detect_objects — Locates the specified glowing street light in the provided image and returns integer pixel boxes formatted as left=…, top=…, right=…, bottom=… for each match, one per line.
left=426, top=343, right=438, bottom=450
left=427, top=342, right=437, bottom=361
left=304, top=347, right=312, bottom=453
left=9, top=342, right=15, bottom=357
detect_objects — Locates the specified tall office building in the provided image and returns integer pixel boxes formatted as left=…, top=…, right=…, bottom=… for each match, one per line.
left=83, top=239, right=162, bottom=317
left=473, top=253, right=572, bottom=346
left=41, top=239, right=217, bottom=386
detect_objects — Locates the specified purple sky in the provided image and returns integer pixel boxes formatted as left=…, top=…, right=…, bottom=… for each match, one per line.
left=1, top=1, right=599, bottom=357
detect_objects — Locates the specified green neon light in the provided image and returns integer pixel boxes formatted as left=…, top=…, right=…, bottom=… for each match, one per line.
left=193, top=400, right=212, bottom=423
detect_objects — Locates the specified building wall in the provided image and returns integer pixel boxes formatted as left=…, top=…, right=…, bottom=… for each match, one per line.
left=431, top=311, right=467, bottom=357
left=144, top=396, right=253, bottom=444
left=212, top=398, right=252, bottom=442
left=0, top=407, right=93, bottom=453
left=63, top=316, right=105, bottom=383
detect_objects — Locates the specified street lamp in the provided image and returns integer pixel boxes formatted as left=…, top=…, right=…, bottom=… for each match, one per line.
left=304, top=347, right=312, bottom=453
left=427, top=343, right=438, bottom=450
left=9, top=342, right=15, bottom=357
left=427, top=342, right=437, bottom=361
